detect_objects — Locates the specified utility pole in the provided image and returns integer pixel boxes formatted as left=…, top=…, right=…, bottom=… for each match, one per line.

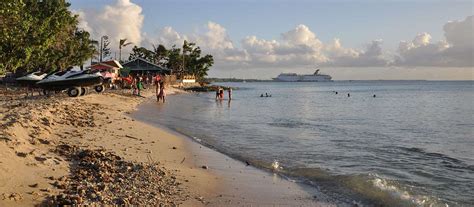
left=100, top=37, right=103, bottom=62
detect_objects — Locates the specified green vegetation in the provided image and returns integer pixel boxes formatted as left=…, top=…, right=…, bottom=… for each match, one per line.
left=128, top=40, right=214, bottom=80
left=0, top=0, right=95, bottom=74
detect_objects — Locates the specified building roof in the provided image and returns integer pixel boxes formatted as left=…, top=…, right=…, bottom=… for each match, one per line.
left=122, top=58, right=171, bottom=72
left=102, top=60, right=123, bottom=68
left=90, top=60, right=123, bottom=70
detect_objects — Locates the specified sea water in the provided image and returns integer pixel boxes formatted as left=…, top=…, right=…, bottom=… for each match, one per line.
left=135, top=81, right=474, bottom=206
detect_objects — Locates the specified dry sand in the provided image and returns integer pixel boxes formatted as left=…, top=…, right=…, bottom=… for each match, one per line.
left=0, top=86, right=334, bottom=206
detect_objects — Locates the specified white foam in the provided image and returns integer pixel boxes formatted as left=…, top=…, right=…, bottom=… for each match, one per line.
left=370, top=175, right=441, bottom=206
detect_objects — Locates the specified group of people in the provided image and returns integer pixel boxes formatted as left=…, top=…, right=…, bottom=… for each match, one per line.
left=129, top=73, right=165, bottom=102
left=216, top=87, right=232, bottom=100
left=333, top=91, right=376, bottom=98
left=260, top=93, right=272, bottom=97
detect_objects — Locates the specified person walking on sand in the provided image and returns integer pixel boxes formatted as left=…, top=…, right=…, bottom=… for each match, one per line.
left=131, top=75, right=137, bottom=95
left=158, top=84, right=166, bottom=103
left=137, top=77, right=145, bottom=96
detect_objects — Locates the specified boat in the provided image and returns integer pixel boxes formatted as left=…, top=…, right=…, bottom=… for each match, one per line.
left=273, top=69, right=332, bottom=82
left=36, top=68, right=104, bottom=97
left=16, top=71, right=47, bottom=87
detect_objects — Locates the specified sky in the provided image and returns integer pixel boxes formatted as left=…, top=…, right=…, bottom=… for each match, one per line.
left=69, top=0, right=474, bottom=80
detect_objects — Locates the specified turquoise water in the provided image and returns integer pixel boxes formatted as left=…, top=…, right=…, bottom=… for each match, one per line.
left=135, top=81, right=474, bottom=206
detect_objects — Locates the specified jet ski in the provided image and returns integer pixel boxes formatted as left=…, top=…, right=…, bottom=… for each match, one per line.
left=36, top=68, right=104, bottom=97
left=16, top=71, right=47, bottom=87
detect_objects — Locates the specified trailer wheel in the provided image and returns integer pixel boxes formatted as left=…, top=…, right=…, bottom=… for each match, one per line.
left=42, top=89, right=51, bottom=96
left=67, top=87, right=81, bottom=97
left=94, top=85, right=104, bottom=93
left=80, top=87, right=87, bottom=96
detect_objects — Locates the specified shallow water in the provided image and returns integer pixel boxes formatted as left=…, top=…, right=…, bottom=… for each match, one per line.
left=135, top=81, right=474, bottom=206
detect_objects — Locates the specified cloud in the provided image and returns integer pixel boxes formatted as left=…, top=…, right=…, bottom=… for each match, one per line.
left=75, top=0, right=144, bottom=53
left=72, top=0, right=471, bottom=69
left=395, top=15, right=473, bottom=67
left=325, top=39, right=388, bottom=67
left=143, top=22, right=390, bottom=69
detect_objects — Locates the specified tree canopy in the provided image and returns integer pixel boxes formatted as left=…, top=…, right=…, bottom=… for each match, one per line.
left=0, top=0, right=95, bottom=74
left=127, top=41, right=214, bottom=80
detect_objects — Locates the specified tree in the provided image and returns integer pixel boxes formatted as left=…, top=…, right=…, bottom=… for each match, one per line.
left=0, top=0, right=95, bottom=73
left=166, top=45, right=182, bottom=74
left=119, top=38, right=132, bottom=62
left=125, top=41, right=213, bottom=80
left=152, top=44, right=168, bottom=66
left=128, top=46, right=154, bottom=62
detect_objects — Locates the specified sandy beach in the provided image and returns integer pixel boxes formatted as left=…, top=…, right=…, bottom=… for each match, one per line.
left=0, top=87, right=332, bottom=206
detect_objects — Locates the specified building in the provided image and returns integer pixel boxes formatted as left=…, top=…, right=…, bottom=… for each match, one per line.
left=89, top=60, right=123, bottom=82
left=122, top=58, right=171, bottom=75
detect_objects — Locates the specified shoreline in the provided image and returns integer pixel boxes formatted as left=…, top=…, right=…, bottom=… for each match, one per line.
left=131, top=101, right=336, bottom=206
left=0, top=87, right=333, bottom=206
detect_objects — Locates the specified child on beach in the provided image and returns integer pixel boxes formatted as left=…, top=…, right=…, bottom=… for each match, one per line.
left=136, top=77, right=145, bottom=96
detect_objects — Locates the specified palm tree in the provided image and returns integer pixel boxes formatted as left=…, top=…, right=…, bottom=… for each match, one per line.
left=119, top=38, right=132, bottom=62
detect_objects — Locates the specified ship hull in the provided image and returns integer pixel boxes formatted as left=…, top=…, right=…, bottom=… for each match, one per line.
left=273, top=76, right=332, bottom=82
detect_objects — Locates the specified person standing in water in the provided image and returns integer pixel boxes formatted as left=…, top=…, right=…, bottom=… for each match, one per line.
left=216, top=88, right=220, bottom=100
left=219, top=88, right=224, bottom=100
left=228, top=88, right=232, bottom=100
left=158, top=83, right=166, bottom=103
left=155, top=77, right=161, bottom=101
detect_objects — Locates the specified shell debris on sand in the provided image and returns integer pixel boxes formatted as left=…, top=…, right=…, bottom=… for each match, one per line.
left=43, top=143, right=189, bottom=206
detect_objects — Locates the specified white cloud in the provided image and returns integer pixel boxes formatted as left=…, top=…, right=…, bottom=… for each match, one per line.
left=395, top=15, right=473, bottom=67
left=75, top=0, right=144, bottom=55
left=325, top=39, right=388, bottom=67
left=72, top=0, right=471, bottom=69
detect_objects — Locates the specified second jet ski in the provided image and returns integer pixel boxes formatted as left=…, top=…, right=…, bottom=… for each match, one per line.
left=36, top=68, right=104, bottom=97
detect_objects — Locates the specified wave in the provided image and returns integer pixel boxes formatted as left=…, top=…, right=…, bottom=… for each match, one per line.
left=282, top=168, right=446, bottom=206
left=397, top=147, right=474, bottom=172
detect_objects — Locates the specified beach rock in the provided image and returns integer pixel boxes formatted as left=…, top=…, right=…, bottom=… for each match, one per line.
left=201, top=165, right=209, bottom=170
left=16, top=152, right=28, bottom=157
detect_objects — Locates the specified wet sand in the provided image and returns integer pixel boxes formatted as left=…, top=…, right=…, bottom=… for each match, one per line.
left=0, top=87, right=334, bottom=206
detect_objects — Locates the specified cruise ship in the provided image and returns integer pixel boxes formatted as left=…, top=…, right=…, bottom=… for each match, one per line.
left=273, top=69, right=332, bottom=82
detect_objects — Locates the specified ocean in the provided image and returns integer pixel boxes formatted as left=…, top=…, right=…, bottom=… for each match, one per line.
left=134, top=81, right=474, bottom=206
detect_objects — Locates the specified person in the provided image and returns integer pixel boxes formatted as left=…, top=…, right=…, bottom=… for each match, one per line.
left=347, top=93, right=350, bottom=97
left=136, top=77, right=145, bottom=96
left=373, top=94, right=376, bottom=98
left=228, top=88, right=232, bottom=100
left=158, top=83, right=166, bottom=103
left=265, top=92, right=269, bottom=97
left=335, top=91, right=338, bottom=94
left=131, top=75, right=137, bottom=95
left=219, top=88, right=224, bottom=99
left=216, top=88, right=220, bottom=100
left=155, top=78, right=161, bottom=101
left=260, top=94, right=264, bottom=97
